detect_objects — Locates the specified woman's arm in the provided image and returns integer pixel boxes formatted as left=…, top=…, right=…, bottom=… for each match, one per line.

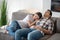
left=27, top=20, right=36, bottom=27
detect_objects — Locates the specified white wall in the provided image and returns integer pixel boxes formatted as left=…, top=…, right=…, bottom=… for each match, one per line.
left=43, top=0, right=51, bottom=13
left=52, top=12, right=60, bottom=17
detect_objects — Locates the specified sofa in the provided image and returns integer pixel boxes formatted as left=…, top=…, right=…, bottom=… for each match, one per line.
left=0, top=10, right=60, bottom=40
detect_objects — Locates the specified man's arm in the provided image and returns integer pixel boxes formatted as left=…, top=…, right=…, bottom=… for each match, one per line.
left=40, top=28, right=52, bottom=35
left=35, top=26, right=53, bottom=35
left=35, top=19, right=54, bottom=35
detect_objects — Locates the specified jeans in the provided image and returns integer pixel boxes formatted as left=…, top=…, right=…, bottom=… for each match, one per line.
left=6, top=20, right=21, bottom=37
left=15, top=28, right=43, bottom=40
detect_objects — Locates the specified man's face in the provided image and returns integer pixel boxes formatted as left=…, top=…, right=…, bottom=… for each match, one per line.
left=33, top=14, right=39, bottom=20
left=44, top=11, right=50, bottom=18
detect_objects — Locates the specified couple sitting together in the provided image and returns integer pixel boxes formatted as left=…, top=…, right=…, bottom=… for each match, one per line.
left=6, top=9, right=54, bottom=40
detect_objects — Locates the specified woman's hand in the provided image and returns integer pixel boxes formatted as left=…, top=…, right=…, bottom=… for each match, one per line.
left=30, top=25, right=36, bottom=28
left=27, top=20, right=36, bottom=27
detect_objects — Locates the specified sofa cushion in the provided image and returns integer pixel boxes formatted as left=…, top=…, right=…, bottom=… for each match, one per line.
left=39, top=35, right=52, bottom=40
left=0, top=32, right=14, bottom=40
left=56, top=18, right=60, bottom=33
left=47, top=33, right=60, bottom=40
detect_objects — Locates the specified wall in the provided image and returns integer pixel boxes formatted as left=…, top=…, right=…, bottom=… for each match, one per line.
left=43, top=0, right=51, bottom=13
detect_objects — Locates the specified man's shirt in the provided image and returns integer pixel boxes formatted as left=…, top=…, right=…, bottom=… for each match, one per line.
left=36, top=18, right=54, bottom=35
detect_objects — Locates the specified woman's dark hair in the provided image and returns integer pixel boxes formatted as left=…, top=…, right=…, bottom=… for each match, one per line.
left=35, top=12, right=42, bottom=19
left=47, top=9, right=52, bottom=16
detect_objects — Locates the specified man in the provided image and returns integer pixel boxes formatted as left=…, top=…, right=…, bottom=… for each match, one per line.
left=15, top=9, right=54, bottom=40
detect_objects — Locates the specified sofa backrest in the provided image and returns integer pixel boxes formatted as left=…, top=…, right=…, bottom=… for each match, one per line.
left=51, top=17, right=57, bottom=33
left=56, top=18, right=60, bottom=33
left=52, top=17, right=60, bottom=33
left=12, top=10, right=31, bottom=21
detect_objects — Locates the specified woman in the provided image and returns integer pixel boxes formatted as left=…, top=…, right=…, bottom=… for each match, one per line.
left=6, top=12, right=42, bottom=37
left=15, top=10, right=54, bottom=40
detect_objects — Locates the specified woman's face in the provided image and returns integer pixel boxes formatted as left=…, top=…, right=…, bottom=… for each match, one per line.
left=44, top=11, right=50, bottom=18
left=33, top=14, right=39, bottom=20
